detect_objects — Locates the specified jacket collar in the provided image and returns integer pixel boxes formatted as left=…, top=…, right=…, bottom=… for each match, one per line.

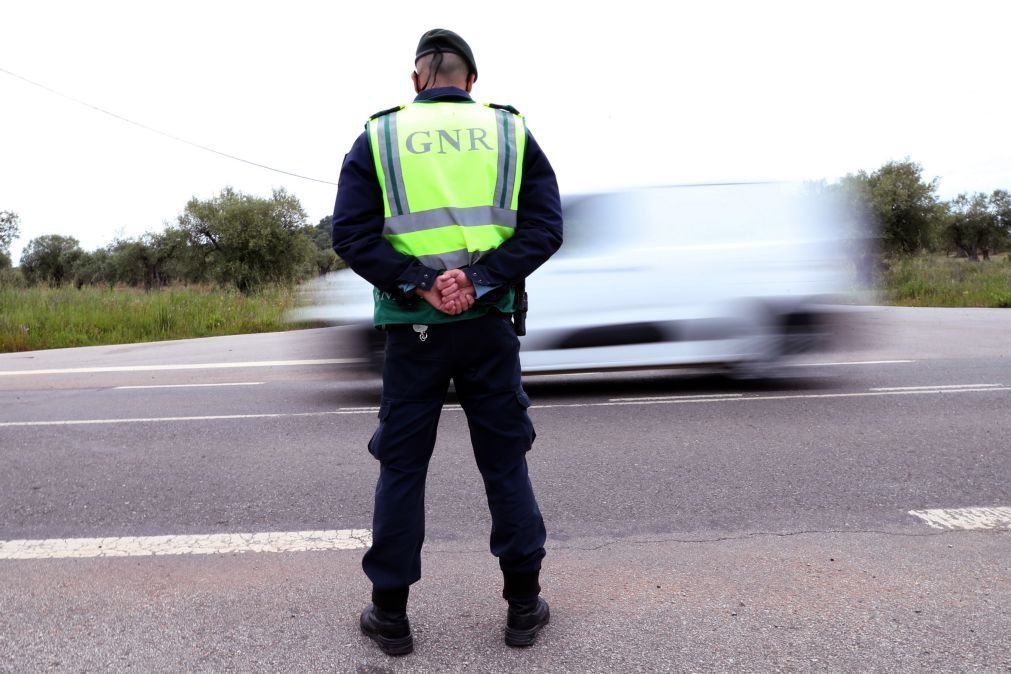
left=414, top=86, right=473, bottom=103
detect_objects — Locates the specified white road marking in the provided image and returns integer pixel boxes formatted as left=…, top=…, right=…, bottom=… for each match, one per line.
left=908, top=507, right=1011, bottom=531
left=787, top=360, right=915, bottom=367
left=577, top=386, right=1011, bottom=409
left=0, top=358, right=363, bottom=377
left=114, top=382, right=265, bottom=390
left=545, top=372, right=607, bottom=377
left=870, top=383, right=1001, bottom=391
left=3, top=385, right=1009, bottom=427
left=608, top=393, right=743, bottom=403
left=0, top=529, right=372, bottom=560
left=0, top=411, right=344, bottom=427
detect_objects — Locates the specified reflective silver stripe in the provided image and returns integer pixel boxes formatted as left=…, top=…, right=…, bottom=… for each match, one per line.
left=382, top=206, right=517, bottom=236
left=493, top=110, right=509, bottom=209
left=373, top=119, right=399, bottom=217
left=386, top=113, right=410, bottom=215
left=500, top=111, right=518, bottom=210
left=417, top=249, right=488, bottom=270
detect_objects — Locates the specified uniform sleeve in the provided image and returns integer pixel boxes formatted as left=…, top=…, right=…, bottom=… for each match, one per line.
left=331, top=131, right=440, bottom=292
left=460, top=130, right=563, bottom=289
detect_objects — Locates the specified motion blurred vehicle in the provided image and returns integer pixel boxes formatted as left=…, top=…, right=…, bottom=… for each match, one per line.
left=290, top=182, right=870, bottom=377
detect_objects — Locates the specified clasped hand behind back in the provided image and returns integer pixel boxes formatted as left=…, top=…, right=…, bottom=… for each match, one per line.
left=415, top=268, right=476, bottom=315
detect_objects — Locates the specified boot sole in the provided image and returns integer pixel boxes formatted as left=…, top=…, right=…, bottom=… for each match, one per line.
left=360, top=623, right=413, bottom=656
left=504, top=607, right=550, bottom=648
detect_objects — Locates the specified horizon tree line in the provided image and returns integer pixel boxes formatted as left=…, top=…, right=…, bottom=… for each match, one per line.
left=3, top=159, right=1011, bottom=292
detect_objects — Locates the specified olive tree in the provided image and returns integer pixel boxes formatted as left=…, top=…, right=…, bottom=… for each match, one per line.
left=178, top=187, right=316, bottom=293
left=844, top=160, right=942, bottom=255
left=0, top=211, right=21, bottom=269
left=19, top=235, right=85, bottom=286
left=943, top=190, right=1011, bottom=261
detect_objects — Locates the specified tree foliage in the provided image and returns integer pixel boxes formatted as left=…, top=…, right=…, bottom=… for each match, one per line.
left=72, top=248, right=113, bottom=288
left=942, top=190, right=1011, bottom=261
left=992, top=189, right=1011, bottom=239
left=178, top=187, right=316, bottom=293
left=0, top=211, right=21, bottom=268
left=19, top=235, right=85, bottom=286
left=304, top=216, right=344, bottom=275
left=8, top=189, right=330, bottom=290
left=105, top=228, right=193, bottom=289
left=844, top=160, right=942, bottom=255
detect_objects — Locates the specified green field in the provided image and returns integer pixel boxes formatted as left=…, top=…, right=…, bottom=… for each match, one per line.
left=882, top=255, right=1011, bottom=308
left=0, top=285, right=301, bottom=352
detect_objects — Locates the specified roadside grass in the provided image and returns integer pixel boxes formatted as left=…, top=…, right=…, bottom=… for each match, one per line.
left=0, top=285, right=301, bottom=352
left=3, top=253, right=1007, bottom=353
left=882, top=254, right=1011, bottom=308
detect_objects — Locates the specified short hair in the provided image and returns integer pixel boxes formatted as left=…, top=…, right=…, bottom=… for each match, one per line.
left=415, top=51, right=472, bottom=84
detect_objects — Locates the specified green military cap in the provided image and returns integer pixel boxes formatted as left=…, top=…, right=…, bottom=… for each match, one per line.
left=415, top=28, right=477, bottom=81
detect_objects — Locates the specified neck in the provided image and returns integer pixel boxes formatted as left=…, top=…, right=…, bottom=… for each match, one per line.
left=424, top=81, right=468, bottom=91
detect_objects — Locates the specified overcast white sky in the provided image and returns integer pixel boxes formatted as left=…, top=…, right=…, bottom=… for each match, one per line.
left=2, top=0, right=1009, bottom=261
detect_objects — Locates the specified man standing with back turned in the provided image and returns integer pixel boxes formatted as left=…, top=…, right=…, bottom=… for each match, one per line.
left=331, top=29, right=563, bottom=656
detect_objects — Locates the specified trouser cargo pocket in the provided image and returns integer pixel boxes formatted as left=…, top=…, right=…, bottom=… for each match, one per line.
left=367, top=402, right=391, bottom=460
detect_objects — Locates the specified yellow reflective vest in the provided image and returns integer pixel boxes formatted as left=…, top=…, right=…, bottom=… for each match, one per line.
left=367, top=101, right=524, bottom=325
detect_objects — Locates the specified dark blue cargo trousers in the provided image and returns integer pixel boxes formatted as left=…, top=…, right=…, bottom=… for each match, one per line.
left=362, top=312, right=547, bottom=591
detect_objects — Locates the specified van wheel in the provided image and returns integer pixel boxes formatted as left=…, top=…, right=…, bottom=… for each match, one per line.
left=726, top=357, right=784, bottom=381
left=727, top=335, right=786, bottom=381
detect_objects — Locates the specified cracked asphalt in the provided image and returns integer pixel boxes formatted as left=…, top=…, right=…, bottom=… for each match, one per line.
left=1, top=307, right=1009, bottom=672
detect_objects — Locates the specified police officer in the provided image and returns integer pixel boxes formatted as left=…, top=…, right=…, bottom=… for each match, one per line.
left=331, top=29, right=563, bottom=656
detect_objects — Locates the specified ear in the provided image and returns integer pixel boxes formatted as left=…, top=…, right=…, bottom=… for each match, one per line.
left=412, top=71, right=421, bottom=94
left=465, top=73, right=476, bottom=93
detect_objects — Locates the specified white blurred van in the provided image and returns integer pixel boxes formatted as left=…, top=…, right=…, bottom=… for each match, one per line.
left=290, top=182, right=870, bottom=377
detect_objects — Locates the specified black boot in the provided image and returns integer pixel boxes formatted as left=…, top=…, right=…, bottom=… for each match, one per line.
left=360, top=587, right=412, bottom=656
left=360, top=604, right=413, bottom=656
left=505, top=596, right=550, bottom=647
left=502, top=570, right=549, bottom=647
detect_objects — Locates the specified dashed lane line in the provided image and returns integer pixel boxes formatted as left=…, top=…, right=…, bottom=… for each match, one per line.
left=871, top=383, right=1001, bottom=391
left=2, top=385, right=1009, bottom=427
left=787, top=359, right=915, bottom=367
left=593, top=386, right=1011, bottom=407
left=0, top=529, right=372, bottom=560
left=0, top=411, right=341, bottom=427
left=0, top=358, right=363, bottom=377
left=114, top=382, right=264, bottom=390
left=908, top=507, right=1011, bottom=531
left=609, top=393, right=743, bottom=403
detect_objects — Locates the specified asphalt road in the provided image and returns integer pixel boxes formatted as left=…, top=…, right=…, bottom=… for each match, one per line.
left=1, top=307, right=1008, bottom=673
